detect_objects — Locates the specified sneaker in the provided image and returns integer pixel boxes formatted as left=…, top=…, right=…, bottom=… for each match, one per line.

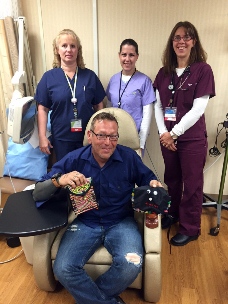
left=161, top=215, right=178, bottom=229
left=115, top=296, right=126, bottom=304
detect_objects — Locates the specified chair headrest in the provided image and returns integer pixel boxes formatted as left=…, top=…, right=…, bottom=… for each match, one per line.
left=83, top=108, right=140, bottom=150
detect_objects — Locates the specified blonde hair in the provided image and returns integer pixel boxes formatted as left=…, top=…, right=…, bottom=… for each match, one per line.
left=52, top=29, right=85, bottom=69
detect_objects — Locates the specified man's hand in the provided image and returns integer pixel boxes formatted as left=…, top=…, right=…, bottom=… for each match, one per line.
left=149, top=180, right=163, bottom=187
left=58, top=171, right=87, bottom=188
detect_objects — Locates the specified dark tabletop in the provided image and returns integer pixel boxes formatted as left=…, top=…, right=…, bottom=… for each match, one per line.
left=0, top=189, right=69, bottom=237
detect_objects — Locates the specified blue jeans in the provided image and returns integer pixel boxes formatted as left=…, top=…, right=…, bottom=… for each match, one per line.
left=53, top=217, right=143, bottom=304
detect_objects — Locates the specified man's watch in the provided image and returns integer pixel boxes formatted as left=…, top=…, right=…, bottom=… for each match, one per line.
left=170, top=131, right=178, bottom=140
left=51, top=173, right=62, bottom=188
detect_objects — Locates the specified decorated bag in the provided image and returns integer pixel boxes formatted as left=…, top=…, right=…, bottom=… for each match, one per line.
left=131, top=186, right=171, bottom=215
left=65, top=178, right=98, bottom=215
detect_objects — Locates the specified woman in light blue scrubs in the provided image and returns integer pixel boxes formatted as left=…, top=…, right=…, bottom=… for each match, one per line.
left=106, top=39, right=156, bottom=151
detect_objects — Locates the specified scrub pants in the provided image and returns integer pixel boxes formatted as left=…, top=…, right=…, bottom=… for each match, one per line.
left=53, top=217, right=143, bottom=304
left=161, top=138, right=208, bottom=236
left=52, top=138, right=83, bottom=161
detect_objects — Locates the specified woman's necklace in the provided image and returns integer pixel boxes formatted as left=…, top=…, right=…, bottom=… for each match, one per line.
left=62, top=67, right=78, bottom=104
left=118, top=69, right=136, bottom=108
left=168, top=66, right=190, bottom=107
left=176, top=66, right=190, bottom=91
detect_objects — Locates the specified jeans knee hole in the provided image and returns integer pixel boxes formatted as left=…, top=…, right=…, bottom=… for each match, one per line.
left=125, top=253, right=142, bottom=266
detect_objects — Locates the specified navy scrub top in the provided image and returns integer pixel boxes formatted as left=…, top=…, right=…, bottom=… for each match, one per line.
left=35, top=67, right=106, bottom=143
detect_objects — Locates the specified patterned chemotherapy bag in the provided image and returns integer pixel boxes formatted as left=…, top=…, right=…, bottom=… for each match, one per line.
left=65, top=177, right=98, bottom=215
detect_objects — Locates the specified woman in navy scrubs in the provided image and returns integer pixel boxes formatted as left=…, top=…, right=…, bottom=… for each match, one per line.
left=35, top=29, right=105, bottom=161
left=154, top=21, right=215, bottom=246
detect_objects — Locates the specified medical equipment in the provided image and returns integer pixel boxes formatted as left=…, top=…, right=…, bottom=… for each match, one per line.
left=203, top=114, right=228, bottom=235
left=7, top=16, right=36, bottom=144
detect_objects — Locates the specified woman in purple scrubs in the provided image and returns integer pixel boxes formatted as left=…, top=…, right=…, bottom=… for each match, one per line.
left=106, top=39, right=156, bottom=152
left=154, top=21, right=215, bottom=246
left=35, top=29, right=105, bottom=161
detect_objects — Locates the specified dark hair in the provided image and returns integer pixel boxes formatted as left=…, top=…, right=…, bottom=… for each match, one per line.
left=162, top=21, right=207, bottom=75
left=90, top=112, right=119, bottom=131
left=119, top=39, right=139, bottom=55
left=52, top=29, right=85, bottom=69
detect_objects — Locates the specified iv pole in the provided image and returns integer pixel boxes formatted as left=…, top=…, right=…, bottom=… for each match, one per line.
left=203, top=125, right=228, bottom=236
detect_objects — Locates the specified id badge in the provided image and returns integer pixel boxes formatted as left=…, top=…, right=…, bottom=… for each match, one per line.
left=71, top=119, right=82, bottom=132
left=164, top=107, right=177, bottom=121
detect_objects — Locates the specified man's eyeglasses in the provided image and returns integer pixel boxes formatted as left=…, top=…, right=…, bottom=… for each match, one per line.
left=90, top=130, right=119, bottom=141
left=173, top=35, right=192, bottom=42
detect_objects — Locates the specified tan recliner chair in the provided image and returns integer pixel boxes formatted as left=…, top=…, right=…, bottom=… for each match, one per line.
left=32, top=108, right=162, bottom=303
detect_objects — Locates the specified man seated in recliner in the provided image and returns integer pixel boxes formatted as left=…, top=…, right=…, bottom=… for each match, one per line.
left=33, top=111, right=162, bottom=304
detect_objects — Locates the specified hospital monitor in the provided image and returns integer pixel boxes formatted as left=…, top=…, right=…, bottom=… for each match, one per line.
left=7, top=96, right=37, bottom=144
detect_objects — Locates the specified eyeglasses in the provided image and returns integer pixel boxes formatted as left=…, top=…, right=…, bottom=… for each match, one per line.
left=173, top=35, right=192, bottom=42
left=90, top=130, right=119, bottom=141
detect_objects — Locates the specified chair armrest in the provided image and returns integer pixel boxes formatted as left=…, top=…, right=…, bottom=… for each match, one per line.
left=143, top=214, right=162, bottom=302
left=144, top=214, right=162, bottom=253
left=33, top=231, right=58, bottom=291
left=144, top=253, right=162, bottom=302
left=32, top=210, right=77, bottom=291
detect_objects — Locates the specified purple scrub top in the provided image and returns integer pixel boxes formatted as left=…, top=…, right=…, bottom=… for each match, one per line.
left=106, top=71, right=156, bottom=131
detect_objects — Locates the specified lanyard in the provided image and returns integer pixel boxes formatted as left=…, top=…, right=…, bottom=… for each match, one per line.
left=64, top=67, right=78, bottom=118
left=118, top=69, right=136, bottom=108
left=168, top=66, right=190, bottom=107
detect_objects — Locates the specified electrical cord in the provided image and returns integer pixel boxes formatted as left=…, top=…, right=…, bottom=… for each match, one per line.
left=209, top=123, right=223, bottom=156
left=221, top=138, right=227, bottom=149
left=145, top=147, right=162, bottom=184
left=0, top=130, right=22, bottom=264
left=4, top=153, right=17, bottom=193
left=0, top=130, right=17, bottom=194
left=0, top=249, right=24, bottom=264
left=209, top=118, right=228, bottom=157
left=203, top=152, right=224, bottom=174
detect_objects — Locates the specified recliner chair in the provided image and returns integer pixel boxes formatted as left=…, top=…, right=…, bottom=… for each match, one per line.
left=32, top=108, right=162, bottom=303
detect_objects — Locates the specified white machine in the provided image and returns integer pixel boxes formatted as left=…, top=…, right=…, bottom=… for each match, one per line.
left=7, top=16, right=36, bottom=144
left=7, top=96, right=36, bottom=144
